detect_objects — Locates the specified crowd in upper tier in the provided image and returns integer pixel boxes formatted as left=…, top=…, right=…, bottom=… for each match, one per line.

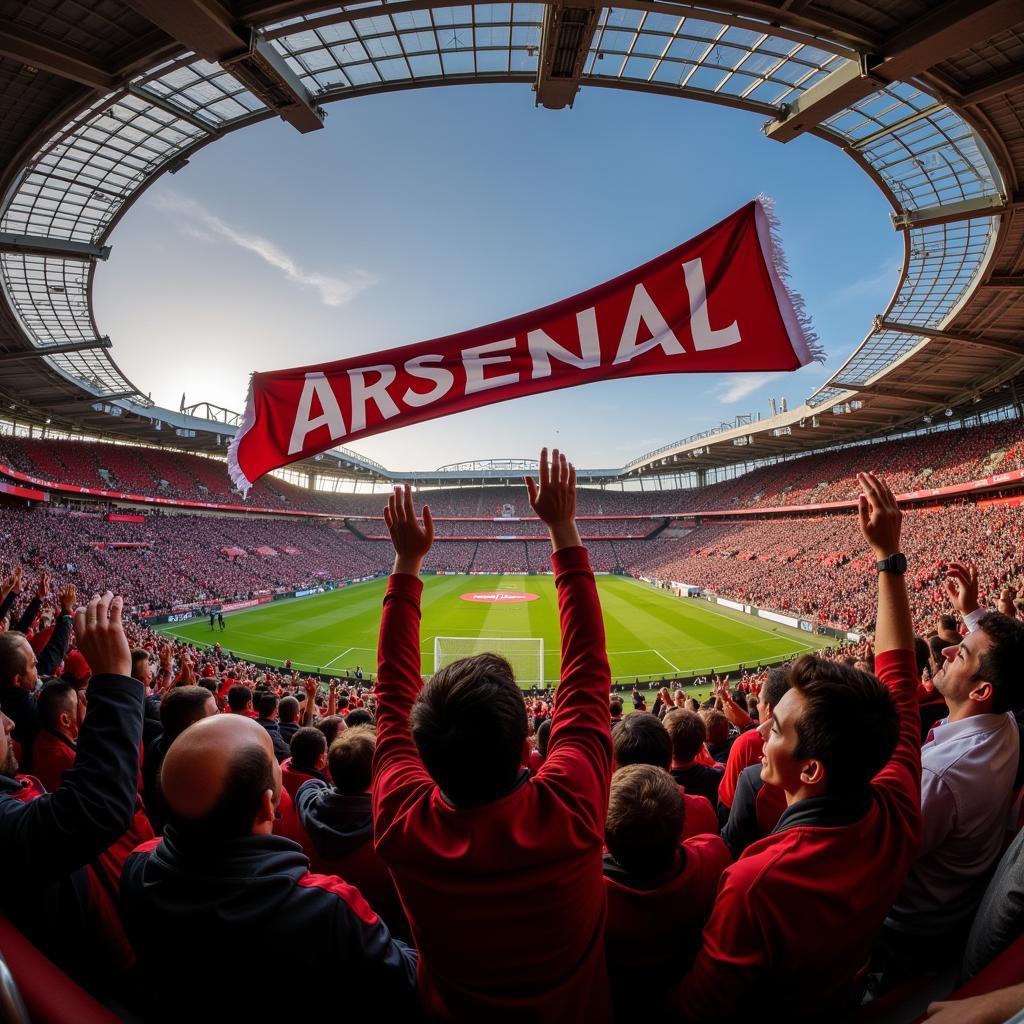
left=1, top=444, right=1024, bottom=1023
left=1, top=414, right=1022, bottom=516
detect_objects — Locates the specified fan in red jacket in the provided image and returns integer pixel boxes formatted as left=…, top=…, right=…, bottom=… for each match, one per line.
left=603, top=763, right=731, bottom=1020
left=372, top=453, right=615, bottom=1023
left=611, top=709, right=720, bottom=838
left=669, top=472, right=922, bottom=1022
left=280, top=726, right=329, bottom=798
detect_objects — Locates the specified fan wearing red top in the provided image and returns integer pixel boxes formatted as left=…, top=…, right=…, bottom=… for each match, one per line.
left=611, top=710, right=719, bottom=839
left=603, top=763, right=730, bottom=1020
left=669, top=473, right=922, bottom=1022
left=372, top=449, right=615, bottom=1023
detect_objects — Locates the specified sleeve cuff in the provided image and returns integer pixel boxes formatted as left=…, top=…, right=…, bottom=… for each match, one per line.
left=963, top=607, right=989, bottom=632
left=551, top=545, right=591, bottom=574
left=387, top=573, right=423, bottom=601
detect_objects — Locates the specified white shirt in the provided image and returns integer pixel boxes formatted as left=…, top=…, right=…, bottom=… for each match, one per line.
left=887, top=710, right=1019, bottom=932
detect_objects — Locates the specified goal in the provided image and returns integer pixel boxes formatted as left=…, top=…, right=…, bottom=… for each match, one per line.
left=433, top=636, right=545, bottom=685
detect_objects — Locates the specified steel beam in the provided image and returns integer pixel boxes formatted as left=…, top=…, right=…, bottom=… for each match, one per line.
left=875, top=317, right=1024, bottom=358
left=0, top=338, right=112, bottom=363
left=981, top=276, right=1024, bottom=291
left=127, top=84, right=220, bottom=134
left=44, top=391, right=136, bottom=407
left=0, top=233, right=111, bottom=261
left=959, top=66, right=1024, bottom=107
left=891, top=194, right=1008, bottom=230
left=534, top=1, right=601, bottom=110
left=0, top=26, right=116, bottom=90
left=766, top=0, right=1023, bottom=143
left=832, top=379, right=955, bottom=400
left=121, top=0, right=242, bottom=62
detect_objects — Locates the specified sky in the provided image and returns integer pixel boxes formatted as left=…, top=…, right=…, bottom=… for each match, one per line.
left=93, top=83, right=900, bottom=471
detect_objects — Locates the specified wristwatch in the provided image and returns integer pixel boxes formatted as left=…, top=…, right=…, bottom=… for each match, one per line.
left=875, top=552, right=908, bottom=575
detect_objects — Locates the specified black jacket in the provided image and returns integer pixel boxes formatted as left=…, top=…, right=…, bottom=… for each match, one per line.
left=295, top=780, right=373, bottom=861
left=671, top=763, right=725, bottom=806
left=257, top=717, right=290, bottom=762
left=0, top=673, right=144, bottom=976
left=121, top=830, right=418, bottom=1020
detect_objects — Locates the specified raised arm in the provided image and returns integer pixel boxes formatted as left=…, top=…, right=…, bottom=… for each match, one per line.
left=36, top=584, right=75, bottom=677
left=856, top=472, right=921, bottom=809
left=12, top=571, right=48, bottom=634
left=0, top=592, right=144, bottom=882
left=371, top=486, right=435, bottom=815
left=527, top=449, right=612, bottom=824
left=714, top=675, right=753, bottom=731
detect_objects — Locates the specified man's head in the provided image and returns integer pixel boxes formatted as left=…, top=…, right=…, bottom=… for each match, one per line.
left=410, top=653, right=527, bottom=805
left=278, top=696, right=299, bottom=725
left=328, top=724, right=375, bottom=795
left=256, top=692, right=279, bottom=721
left=316, top=715, right=346, bottom=746
left=161, top=686, right=218, bottom=745
left=605, top=764, right=684, bottom=877
left=290, top=726, right=327, bottom=773
left=609, top=698, right=623, bottom=721
left=345, top=708, right=374, bottom=729
left=612, top=712, right=671, bottom=770
left=673, top=690, right=687, bottom=709
left=536, top=718, right=552, bottom=759
left=0, top=632, right=36, bottom=691
left=663, top=709, right=706, bottom=765
left=131, top=648, right=152, bottom=687
left=757, top=666, right=791, bottom=724
left=0, top=711, right=17, bottom=776
left=937, top=614, right=959, bottom=642
left=702, top=710, right=730, bottom=748
left=761, top=655, right=897, bottom=800
left=933, top=612, right=1024, bottom=717
left=226, top=684, right=253, bottom=714
left=160, top=714, right=281, bottom=842
left=37, top=680, right=78, bottom=742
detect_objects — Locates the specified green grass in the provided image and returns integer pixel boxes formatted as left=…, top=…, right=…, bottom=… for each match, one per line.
left=156, top=574, right=833, bottom=686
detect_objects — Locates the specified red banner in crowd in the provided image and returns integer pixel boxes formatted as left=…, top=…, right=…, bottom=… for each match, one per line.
left=228, top=198, right=820, bottom=491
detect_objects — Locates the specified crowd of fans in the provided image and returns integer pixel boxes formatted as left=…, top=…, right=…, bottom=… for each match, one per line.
left=2, top=448, right=1024, bottom=1024
left=3, top=414, right=1023, bottom=520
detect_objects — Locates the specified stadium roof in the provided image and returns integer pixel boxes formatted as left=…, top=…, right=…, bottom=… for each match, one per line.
left=0, top=0, right=1022, bottom=486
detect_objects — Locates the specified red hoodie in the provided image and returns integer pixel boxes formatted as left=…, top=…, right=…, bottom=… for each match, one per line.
left=673, top=649, right=922, bottom=1021
left=373, top=547, right=614, bottom=1023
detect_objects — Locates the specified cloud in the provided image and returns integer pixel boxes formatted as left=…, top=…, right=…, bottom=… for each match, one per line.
left=153, top=191, right=375, bottom=307
left=716, top=372, right=782, bottom=403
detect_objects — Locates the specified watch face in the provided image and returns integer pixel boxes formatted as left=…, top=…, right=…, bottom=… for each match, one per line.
left=893, top=553, right=907, bottom=572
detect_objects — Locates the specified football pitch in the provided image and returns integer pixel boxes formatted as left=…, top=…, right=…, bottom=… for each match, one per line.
left=157, top=574, right=833, bottom=685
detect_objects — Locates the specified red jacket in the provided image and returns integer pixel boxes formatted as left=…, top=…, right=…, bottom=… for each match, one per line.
left=373, top=547, right=614, bottom=1023
left=674, top=649, right=922, bottom=1021
left=604, top=835, right=731, bottom=1016
left=32, top=729, right=77, bottom=797
left=680, top=791, right=719, bottom=839
left=717, top=725, right=764, bottom=808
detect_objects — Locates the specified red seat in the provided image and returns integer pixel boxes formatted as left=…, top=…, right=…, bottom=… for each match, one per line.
left=0, top=915, right=120, bottom=1024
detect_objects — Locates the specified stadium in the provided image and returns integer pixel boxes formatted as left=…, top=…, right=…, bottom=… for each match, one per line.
left=1, top=0, right=1024, bottom=1021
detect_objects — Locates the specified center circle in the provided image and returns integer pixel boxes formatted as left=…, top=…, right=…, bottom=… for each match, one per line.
left=460, top=592, right=540, bottom=603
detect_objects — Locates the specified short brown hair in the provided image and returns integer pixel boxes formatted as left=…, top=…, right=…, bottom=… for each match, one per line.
left=701, top=709, right=730, bottom=746
left=328, top=725, right=375, bottom=795
left=605, top=764, right=684, bottom=876
left=663, top=709, right=706, bottom=763
left=411, top=653, right=527, bottom=805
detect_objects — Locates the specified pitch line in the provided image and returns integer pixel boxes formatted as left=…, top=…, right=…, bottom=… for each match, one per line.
left=324, top=647, right=354, bottom=668
left=652, top=649, right=682, bottom=673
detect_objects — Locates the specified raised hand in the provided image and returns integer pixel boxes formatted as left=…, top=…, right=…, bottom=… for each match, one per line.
left=856, top=472, right=901, bottom=559
left=524, top=447, right=580, bottom=552
left=303, top=676, right=319, bottom=701
left=73, top=592, right=132, bottom=678
left=58, top=583, right=77, bottom=616
left=384, top=484, right=434, bottom=576
left=35, top=571, right=50, bottom=600
left=1, top=565, right=23, bottom=599
left=998, top=584, right=1017, bottom=617
left=944, top=562, right=980, bottom=617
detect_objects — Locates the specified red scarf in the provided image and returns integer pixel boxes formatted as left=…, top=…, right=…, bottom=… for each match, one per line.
left=229, top=198, right=819, bottom=491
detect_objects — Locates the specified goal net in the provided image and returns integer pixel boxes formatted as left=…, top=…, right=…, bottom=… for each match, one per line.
left=433, top=636, right=545, bottom=685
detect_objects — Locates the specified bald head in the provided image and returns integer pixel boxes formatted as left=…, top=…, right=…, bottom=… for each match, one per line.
left=160, top=715, right=280, bottom=840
